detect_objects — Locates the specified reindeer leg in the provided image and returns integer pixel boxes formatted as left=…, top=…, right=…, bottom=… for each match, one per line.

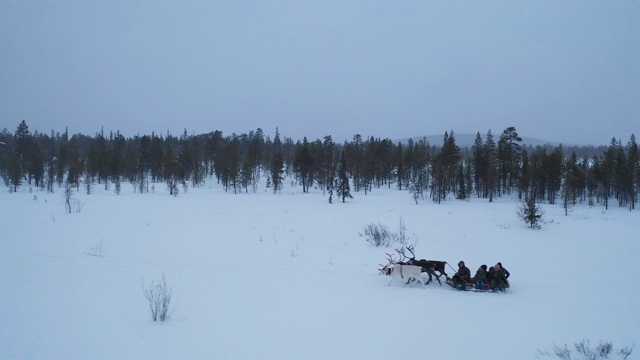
left=427, top=272, right=435, bottom=285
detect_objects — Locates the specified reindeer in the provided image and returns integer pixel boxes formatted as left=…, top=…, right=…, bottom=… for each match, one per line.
left=378, top=252, right=425, bottom=287
left=402, top=246, right=449, bottom=286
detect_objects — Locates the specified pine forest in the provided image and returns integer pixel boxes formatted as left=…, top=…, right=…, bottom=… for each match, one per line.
left=1, top=120, right=638, bottom=212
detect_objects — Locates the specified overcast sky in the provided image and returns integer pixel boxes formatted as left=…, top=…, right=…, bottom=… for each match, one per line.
left=1, top=1, right=638, bottom=146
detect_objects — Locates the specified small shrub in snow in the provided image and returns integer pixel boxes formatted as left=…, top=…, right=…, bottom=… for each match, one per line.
left=167, top=177, right=179, bottom=196
left=408, top=180, right=423, bottom=204
left=143, top=273, right=173, bottom=322
left=85, top=240, right=105, bottom=257
left=62, top=181, right=84, bottom=214
left=362, top=216, right=413, bottom=247
left=392, top=216, right=408, bottom=245
left=361, top=223, right=392, bottom=247
left=537, top=340, right=633, bottom=360
left=71, top=197, right=84, bottom=213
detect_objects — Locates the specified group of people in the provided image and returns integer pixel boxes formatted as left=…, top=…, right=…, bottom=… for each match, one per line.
left=451, top=261, right=510, bottom=292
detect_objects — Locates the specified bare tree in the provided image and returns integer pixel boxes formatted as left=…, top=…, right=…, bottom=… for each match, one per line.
left=537, top=340, right=633, bottom=360
left=63, top=180, right=73, bottom=214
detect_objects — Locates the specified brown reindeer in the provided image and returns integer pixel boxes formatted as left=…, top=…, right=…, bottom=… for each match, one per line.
left=403, top=246, right=449, bottom=286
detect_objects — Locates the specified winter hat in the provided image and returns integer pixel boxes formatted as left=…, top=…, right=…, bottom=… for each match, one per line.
left=458, top=261, right=465, bottom=267
left=494, top=263, right=502, bottom=270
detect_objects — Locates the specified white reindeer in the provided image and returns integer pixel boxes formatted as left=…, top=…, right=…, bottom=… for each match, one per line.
left=379, top=249, right=426, bottom=288
left=379, top=264, right=425, bottom=287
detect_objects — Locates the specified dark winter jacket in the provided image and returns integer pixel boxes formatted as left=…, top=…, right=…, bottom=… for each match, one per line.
left=487, top=266, right=495, bottom=281
left=474, top=267, right=487, bottom=282
left=456, top=261, right=471, bottom=283
left=492, top=268, right=506, bottom=285
left=502, top=267, right=510, bottom=279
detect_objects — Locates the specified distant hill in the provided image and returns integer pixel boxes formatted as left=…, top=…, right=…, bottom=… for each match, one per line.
left=397, top=134, right=559, bottom=148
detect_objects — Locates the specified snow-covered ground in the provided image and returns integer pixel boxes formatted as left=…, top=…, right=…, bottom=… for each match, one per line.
left=1, top=180, right=638, bottom=359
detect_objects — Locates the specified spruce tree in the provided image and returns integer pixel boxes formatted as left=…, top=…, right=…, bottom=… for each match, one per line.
left=497, top=126, right=523, bottom=195
left=15, top=120, right=30, bottom=179
left=562, top=151, right=581, bottom=215
left=321, top=135, right=335, bottom=196
left=471, top=132, right=485, bottom=198
left=484, top=130, right=498, bottom=201
left=430, top=152, right=445, bottom=203
left=626, top=134, right=638, bottom=210
left=441, top=131, right=461, bottom=196
left=327, top=157, right=336, bottom=204
left=271, top=152, right=284, bottom=194
left=518, top=148, right=531, bottom=200
left=456, top=162, right=468, bottom=200
left=395, top=143, right=405, bottom=190
left=519, top=195, right=543, bottom=229
left=5, top=150, right=22, bottom=192
left=293, top=137, right=313, bottom=193
left=336, top=150, right=352, bottom=203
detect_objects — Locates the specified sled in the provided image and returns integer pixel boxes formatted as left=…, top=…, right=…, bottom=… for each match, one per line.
left=445, top=278, right=509, bottom=293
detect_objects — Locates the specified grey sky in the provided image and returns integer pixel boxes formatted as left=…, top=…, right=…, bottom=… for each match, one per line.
left=1, top=1, right=638, bottom=146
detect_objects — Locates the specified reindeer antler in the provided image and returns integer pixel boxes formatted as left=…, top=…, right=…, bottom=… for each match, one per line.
left=394, top=247, right=409, bottom=264
left=405, top=245, right=417, bottom=260
left=379, top=253, right=397, bottom=273
left=385, top=252, right=397, bottom=265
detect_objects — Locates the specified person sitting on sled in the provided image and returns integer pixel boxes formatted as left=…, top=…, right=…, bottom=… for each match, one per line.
left=496, top=262, right=510, bottom=288
left=474, top=264, right=488, bottom=291
left=452, top=261, right=471, bottom=290
left=490, top=263, right=507, bottom=292
left=486, top=265, right=495, bottom=283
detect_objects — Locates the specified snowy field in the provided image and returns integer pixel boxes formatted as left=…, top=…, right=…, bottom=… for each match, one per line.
left=1, top=180, right=638, bottom=360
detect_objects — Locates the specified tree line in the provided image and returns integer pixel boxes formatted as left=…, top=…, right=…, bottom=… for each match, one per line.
left=1, top=120, right=638, bottom=210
